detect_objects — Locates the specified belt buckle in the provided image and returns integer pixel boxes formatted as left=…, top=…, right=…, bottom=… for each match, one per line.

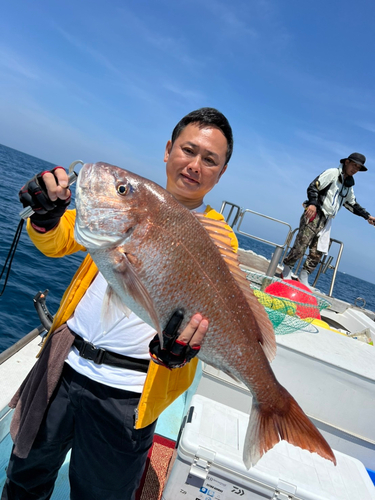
left=80, top=340, right=105, bottom=365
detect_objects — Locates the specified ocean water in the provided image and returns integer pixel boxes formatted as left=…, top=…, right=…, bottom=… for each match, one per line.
left=0, top=144, right=84, bottom=353
left=0, top=143, right=375, bottom=354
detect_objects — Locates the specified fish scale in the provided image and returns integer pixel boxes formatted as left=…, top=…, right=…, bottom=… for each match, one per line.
left=75, top=161, right=336, bottom=469
left=122, top=208, right=261, bottom=370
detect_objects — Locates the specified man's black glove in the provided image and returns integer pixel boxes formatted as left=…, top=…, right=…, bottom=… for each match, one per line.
left=19, top=167, right=71, bottom=233
left=149, top=310, right=201, bottom=369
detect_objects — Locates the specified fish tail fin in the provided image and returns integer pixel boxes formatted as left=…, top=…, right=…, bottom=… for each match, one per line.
left=244, top=390, right=336, bottom=468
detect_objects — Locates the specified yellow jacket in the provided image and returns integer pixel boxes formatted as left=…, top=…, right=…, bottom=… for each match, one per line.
left=28, top=206, right=238, bottom=428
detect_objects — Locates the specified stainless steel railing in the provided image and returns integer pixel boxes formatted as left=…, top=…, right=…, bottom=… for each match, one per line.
left=220, top=200, right=343, bottom=297
left=0, top=325, right=45, bottom=365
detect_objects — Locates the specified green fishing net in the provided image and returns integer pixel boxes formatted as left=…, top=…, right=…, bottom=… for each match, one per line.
left=244, top=271, right=331, bottom=335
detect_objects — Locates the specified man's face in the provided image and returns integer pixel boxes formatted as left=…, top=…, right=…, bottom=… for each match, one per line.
left=344, top=160, right=362, bottom=176
left=164, top=123, right=228, bottom=208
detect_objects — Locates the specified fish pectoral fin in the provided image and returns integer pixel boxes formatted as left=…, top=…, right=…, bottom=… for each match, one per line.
left=119, top=252, right=161, bottom=334
left=101, top=285, right=133, bottom=331
left=195, top=213, right=276, bottom=363
left=222, top=368, right=242, bottom=384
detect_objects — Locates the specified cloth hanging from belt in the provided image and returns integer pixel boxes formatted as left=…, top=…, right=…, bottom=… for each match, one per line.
left=10, top=324, right=76, bottom=458
left=317, top=217, right=332, bottom=254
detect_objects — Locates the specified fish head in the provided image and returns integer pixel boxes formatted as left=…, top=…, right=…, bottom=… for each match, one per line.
left=74, top=162, right=159, bottom=249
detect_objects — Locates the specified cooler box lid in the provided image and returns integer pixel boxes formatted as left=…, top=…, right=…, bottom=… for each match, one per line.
left=177, top=394, right=375, bottom=500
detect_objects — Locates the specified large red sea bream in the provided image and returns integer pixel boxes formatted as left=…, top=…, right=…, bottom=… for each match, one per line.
left=74, top=162, right=336, bottom=468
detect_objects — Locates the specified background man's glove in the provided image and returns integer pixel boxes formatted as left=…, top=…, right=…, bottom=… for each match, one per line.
left=149, top=310, right=201, bottom=369
left=19, top=167, right=71, bottom=232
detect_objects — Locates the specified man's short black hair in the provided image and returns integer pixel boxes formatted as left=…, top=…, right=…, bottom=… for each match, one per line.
left=171, top=107, right=233, bottom=165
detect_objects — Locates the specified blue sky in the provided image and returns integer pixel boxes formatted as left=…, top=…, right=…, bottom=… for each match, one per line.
left=1, top=0, right=375, bottom=282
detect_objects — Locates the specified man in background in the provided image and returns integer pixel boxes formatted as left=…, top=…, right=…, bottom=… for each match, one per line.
left=283, top=152, right=375, bottom=288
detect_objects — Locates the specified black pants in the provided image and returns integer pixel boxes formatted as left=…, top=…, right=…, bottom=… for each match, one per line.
left=2, top=363, right=156, bottom=500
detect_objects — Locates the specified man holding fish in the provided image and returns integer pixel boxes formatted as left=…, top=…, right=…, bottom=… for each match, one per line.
left=2, top=108, right=238, bottom=500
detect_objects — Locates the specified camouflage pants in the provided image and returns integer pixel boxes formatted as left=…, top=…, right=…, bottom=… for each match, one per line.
left=283, top=210, right=327, bottom=274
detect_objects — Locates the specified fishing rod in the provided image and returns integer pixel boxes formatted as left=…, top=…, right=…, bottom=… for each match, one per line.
left=19, top=169, right=79, bottom=220
left=0, top=160, right=83, bottom=297
left=33, top=289, right=54, bottom=332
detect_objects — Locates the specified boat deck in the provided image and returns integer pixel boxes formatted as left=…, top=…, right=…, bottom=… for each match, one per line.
left=1, top=247, right=375, bottom=496
left=0, top=343, right=202, bottom=498
left=0, top=391, right=190, bottom=498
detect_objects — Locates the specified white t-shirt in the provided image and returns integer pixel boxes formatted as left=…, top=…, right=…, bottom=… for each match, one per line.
left=65, top=202, right=207, bottom=391
left=66, top=272, right=154, bottom=391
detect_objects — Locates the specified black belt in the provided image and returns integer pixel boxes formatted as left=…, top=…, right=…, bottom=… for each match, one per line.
left=72, top=334, right=150, bottom=373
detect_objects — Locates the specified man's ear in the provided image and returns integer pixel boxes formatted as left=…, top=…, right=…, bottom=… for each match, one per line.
left=164, top=140, right=172, bottom=163
left=217, top=164, right=228, bottom=182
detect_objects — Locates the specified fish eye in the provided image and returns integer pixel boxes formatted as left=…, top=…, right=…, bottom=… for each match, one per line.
left=117, top=184, right=128, bottom=196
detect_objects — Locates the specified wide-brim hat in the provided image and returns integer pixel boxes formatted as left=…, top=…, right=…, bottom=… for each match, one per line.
left=340, top=152, right=367, bottom=171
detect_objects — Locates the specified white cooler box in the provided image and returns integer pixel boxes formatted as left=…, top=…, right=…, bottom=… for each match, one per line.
left=162, top=394, right=375, bottom=500
left=194, top=324, right=375, bottom=471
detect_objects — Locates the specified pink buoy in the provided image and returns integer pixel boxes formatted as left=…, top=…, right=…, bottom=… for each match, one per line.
left=264, top=279, right=320, bottom=319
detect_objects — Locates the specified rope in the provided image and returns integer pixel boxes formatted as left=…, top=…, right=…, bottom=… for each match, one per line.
left=0, top=219, right=25, bottom=296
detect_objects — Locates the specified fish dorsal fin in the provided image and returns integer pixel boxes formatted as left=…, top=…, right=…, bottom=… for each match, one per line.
left=195, top=213, right=276, bottom=362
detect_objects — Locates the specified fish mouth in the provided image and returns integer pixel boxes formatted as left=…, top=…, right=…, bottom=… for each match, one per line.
left=77, top=163, right=100, bottom=191
left=76, top=162, right=120, bottom=209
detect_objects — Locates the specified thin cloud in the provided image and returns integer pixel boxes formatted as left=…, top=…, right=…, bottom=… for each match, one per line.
left=116, top=7, right=205, bottom=69
left=162, top=83, right=205, bottom=101
left=0, top=98, right=138, bottom=169
left=55, top=27, right=173, bottom=106
left=357, top=122, right=375, bottom=134
left=294, top=131, right=349, bottom=157
left=0, top=46, right=39, bottom=80
left=57, top=28, right=121, bottom=75
left=268, top=61, right=375, bottom=115
left=201, top=0, right=258, bottom=37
